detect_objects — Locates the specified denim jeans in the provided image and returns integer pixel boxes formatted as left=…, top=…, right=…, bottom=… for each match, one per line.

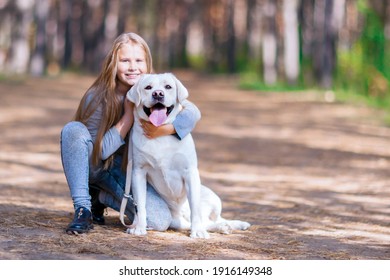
left=60, top=121, right=171, bottom=231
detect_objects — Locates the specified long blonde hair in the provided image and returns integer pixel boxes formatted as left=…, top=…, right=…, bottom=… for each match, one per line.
left=74, top=32, right=153, bottom=169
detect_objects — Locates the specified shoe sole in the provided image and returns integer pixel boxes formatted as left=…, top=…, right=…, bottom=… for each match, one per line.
left=66, top=224, right=94, bottom=235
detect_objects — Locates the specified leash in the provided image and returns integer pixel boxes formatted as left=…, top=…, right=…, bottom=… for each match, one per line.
left=119, top=141, right=138, bottom=230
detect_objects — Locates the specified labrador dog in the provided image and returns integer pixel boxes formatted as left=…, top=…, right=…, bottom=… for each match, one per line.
left=126, top=73, right=250, bottom=238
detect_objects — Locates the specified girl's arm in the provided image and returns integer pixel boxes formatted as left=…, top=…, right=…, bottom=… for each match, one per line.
left=114, top=99, right=134, bottom=139
left=99, top=99, right=134, bottom=160
left=86, top=96, right=134, bottom=160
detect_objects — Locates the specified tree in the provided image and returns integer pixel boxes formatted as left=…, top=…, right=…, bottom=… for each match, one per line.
left=7, top=0, right=34, bottom=74
left=262, top=0, right=278, bottom=85
left=30, top=0, right=50, bottom=76
left=283, top=0, right=300, bottom=85
left=312, top=0, right=337, bottom=88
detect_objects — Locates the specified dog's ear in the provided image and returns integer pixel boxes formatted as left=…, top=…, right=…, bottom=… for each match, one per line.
left=172, top=74, right=189, bottom=103
left=126, top=76, right=144, bottom=107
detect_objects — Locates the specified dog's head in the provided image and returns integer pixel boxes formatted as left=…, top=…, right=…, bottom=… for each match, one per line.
left=126, top=73, right=189, bottom=126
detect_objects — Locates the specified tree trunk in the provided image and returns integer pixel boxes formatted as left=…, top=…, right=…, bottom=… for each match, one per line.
left=30, top=0, right=50, bottom=76
left=103, top=0, right=120, bottom=58
left=226, top=0, right=236, bottom=73
left=313, top=0, right=336, bottom=88
left=8, top=1, right=34, bottom=74
left=201, top=0, right=221, bottom=72
left=81, top=0, right=107, bottom=72
left=62, top=0, right=73, bottom=69
left=283, top=0, right=300, bottom=85
left=246, top=0, right=262, bottom=62
left=118, top=0, right=132, bottom=34
left=262, top=0, right=278, bottom=85
left=0, top=7, right=12, bottom=72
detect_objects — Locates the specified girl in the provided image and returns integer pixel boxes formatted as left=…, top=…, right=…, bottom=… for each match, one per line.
left=61, top=32, right=200, bottom=234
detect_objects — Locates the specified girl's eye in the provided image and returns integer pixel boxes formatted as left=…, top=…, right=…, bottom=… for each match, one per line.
left=145, top=85, right=152, bottom=90
left=165, top=85, right=172, bottom=89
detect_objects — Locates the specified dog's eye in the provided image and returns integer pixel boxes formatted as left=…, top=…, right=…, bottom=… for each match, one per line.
left=145, top=85, right=152, bottom=90
left=165, top=85, right=172, bottom=89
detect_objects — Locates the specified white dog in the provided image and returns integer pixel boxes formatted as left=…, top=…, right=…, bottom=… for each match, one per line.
left=125, top=73, right=250, bottom=238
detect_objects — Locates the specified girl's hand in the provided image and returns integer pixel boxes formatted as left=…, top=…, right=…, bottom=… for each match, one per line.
left=140, top=119, right=175, bottom=139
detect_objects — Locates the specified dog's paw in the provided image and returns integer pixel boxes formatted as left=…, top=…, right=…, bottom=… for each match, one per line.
left=228, top=220, right=251, bottom=231
left=126, top=227, right=147, bottom=236
left=239, top=221, right=251, bottom=230
left=190, top=229, right=210, bottom=239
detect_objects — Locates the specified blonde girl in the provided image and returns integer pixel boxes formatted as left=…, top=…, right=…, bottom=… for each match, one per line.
left=61, top=33, right=200, bottom=234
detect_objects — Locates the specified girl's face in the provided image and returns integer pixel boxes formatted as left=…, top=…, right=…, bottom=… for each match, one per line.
left=116, top=43, right=148, bottom=93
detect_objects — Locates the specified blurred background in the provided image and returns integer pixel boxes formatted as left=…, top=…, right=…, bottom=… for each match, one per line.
left=1, top=0, right=390, bottom=261
left=0, top=0, right=389, bottom=115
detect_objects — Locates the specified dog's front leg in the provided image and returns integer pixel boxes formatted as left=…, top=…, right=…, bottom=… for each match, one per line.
left=187, top=170, right=209, bottom=239
left=128, top=168, right=148, bottom=236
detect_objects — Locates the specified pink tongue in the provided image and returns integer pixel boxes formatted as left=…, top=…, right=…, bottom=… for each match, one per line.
left=149, top=108, right=167, bottom=127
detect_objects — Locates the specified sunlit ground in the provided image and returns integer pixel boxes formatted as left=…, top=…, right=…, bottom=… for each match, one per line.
left=0, top=72, right=389, bottom=259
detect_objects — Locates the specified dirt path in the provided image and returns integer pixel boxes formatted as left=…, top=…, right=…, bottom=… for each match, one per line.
left=0, top=71, right=389, bottom=260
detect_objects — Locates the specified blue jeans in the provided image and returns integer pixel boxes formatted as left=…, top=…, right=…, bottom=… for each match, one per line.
left=60, top=121, right=171, bottom=231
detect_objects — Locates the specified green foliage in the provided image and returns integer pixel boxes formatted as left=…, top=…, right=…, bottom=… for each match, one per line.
left=334, top=0, right=390, bottom=123
left=335, top=44, right=365, bottom=94
left=187, top=55, right=206, bottom=71
left=239, top=71, right=306, bottom=92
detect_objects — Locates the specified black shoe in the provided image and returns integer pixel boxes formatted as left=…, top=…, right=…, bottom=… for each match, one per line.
left=90, top=186, right=106, bottom=225
left=92, top=204, right=106, bottom=225
left=66, top=207, right=93, bottom=234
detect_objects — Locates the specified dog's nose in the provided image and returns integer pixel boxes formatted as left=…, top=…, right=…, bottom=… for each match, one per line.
left=152, top=90, right=164, bottom=102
